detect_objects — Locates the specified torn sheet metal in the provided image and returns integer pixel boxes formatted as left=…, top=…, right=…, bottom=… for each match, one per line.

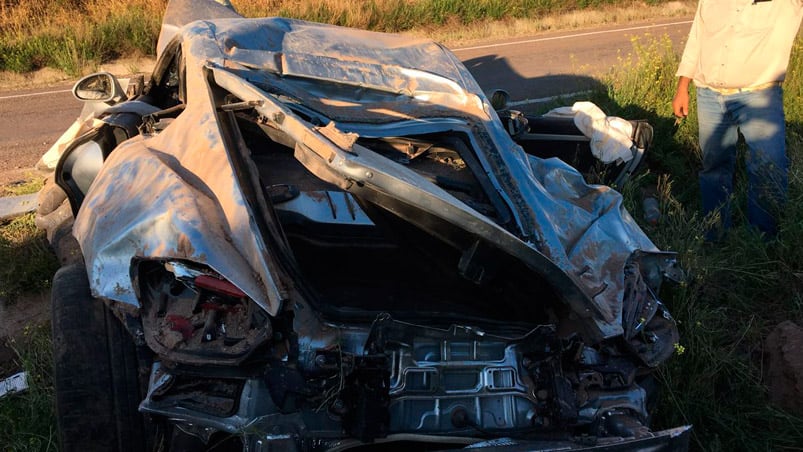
left=73, top=7, right=671, bottom=342
left=74, top=105, right=285, bottom=317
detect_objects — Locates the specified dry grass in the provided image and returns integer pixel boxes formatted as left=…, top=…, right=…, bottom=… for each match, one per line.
left=0, top=0, right=695, bottom=78
left=0, top=0, right=164, bottom=74
left=589, top=35, right=803, bottom=450
left=236, top=0, right=695, bottom=47
left=0, top=0, right=165, bottom=35
left=409, top=2, right=695, bottom=47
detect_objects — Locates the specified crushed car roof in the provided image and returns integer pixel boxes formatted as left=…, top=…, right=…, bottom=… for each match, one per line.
left=159, top=4, right=480, bottom=97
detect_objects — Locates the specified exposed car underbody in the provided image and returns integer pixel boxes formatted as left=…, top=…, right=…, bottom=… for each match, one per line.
left=45, top=1, right=690, bottom=450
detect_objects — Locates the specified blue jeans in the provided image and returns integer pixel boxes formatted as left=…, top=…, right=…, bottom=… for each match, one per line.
left=696, top=85, right=788, bottom=238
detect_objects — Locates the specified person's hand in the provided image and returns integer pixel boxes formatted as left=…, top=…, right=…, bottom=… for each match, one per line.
left=673, top=89, right=689, bottom=118
left=672, top=76, right=691, bottom=119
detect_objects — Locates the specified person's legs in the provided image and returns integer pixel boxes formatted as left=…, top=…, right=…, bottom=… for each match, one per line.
left=728, top=86, right=788, bottom=236
left=696, top=87, right=739, bottom=239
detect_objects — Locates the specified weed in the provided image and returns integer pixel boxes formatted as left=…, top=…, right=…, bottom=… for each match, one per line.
left=0, top=0, right=163, bottom=75
left=599, top=34, right=803, bottom=450
left=0, top=324, right=57, bottom=452
left=0, top=213, right=59, bottom=303
left=0, top=176, right=44, bottom=198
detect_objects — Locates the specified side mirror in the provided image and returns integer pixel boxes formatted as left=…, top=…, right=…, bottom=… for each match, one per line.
left=72, top=72, right=127, bottom=104
left=490, top=89, right=510, bottom=110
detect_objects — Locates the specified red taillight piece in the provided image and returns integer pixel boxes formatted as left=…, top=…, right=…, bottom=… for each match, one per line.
left=166, top=315, right=195, bottom=340
left=195, top=274, right=246, bottom=298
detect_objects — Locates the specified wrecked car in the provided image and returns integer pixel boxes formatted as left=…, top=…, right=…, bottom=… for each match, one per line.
left=41, top=0, right=690, bottom=450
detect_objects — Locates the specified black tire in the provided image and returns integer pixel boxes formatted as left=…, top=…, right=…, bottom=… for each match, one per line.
left=51, top=264, right=147, bottom=452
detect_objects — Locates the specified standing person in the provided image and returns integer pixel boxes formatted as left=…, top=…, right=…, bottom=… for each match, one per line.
left=672, top=0, right=803, bottom=240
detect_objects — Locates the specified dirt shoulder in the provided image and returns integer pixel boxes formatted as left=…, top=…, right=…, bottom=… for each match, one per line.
left=0, top=56, right=157, bottom=92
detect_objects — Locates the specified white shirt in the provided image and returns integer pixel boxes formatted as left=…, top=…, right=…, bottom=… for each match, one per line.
left=676, top=0, right=803, bottom=89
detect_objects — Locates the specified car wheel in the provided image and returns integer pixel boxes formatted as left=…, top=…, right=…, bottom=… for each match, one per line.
left=51, top=264, right=148, bottom=452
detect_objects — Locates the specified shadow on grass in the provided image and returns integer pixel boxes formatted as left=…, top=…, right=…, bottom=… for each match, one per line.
left=0, top=323, right=57, bottom=452
left=0, top=213, right=59, bottom=450
left=575, top=98, right=803, bottom=450
left=0, top=213, right=59, bottom=304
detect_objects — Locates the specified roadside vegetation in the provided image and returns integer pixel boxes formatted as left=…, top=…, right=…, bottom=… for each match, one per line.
left=0, top=323, right=57, bottom=452
left=0, top=212, right=57, bottom=303
left=588, top=36, right=803, bottom=450
left=0, top=177, right=55, bottom=302
left=2, top=1, right=803, bottom=451
left=0, top=181, right=58, bottom=450
left=0, top=0, right=693, bottom=76
left=0, top=176, right=43, bottom=197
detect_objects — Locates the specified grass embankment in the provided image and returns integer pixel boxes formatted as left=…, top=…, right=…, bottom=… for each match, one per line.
left=0, top=0, right=163, bottom=75
left=589, top=36, right=803, bottom=450
left=0, top=0, right=691, bottom=76
left=0, top=323, right=57, bottom=451
left=0, top=177, right=55, bottom=302
left=0, top=180, right=58, bottom=451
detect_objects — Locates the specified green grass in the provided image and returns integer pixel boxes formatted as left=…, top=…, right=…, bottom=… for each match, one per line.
left=592, top=35, right=803, bottom=450
left=0, top=176, right=54, bottom=301
left=0, top=0, right=163, bottom=76
left=0, top=324, right=57, bottom=452
left=0, top=181, right=59, bottom=450
left=0, top=177, right=44, bottom=198
left=0, top=213, right=59, bottom=303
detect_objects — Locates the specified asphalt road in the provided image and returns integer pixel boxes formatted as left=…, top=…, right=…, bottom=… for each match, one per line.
left=0, top=18, right=691, bottom=179
left=0, top=85, right=76, bottom=180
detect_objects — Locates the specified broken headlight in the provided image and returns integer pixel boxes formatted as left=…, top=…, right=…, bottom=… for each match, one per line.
left=135, top=260, right=272, bottom=365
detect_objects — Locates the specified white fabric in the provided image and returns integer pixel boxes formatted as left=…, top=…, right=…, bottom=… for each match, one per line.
left=545, top=101, right=634, bottom=164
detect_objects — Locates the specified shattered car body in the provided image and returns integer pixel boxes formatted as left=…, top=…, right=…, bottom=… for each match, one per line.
left=47, top=0, right=690, bottom=450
